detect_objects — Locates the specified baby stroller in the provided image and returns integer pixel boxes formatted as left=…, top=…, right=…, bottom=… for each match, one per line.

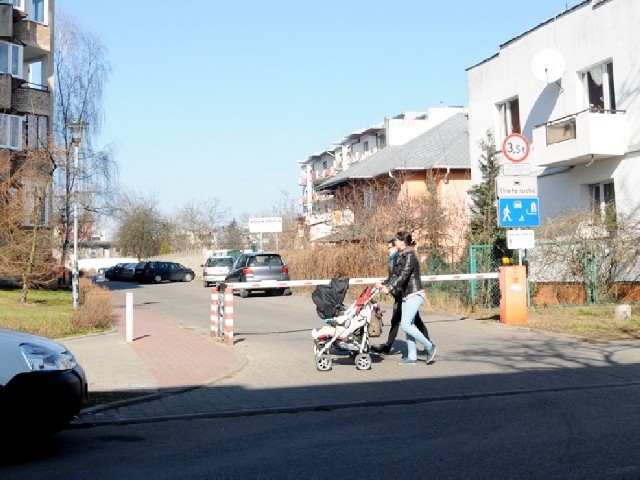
left=311, top=278, right=381, bottom=371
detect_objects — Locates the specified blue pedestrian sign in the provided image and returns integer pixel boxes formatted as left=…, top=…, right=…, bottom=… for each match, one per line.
left=498, top=197, right=540, bottom=228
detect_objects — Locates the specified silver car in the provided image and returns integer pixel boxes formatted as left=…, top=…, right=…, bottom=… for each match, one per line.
left=224, top=252, right=291, bottom=298
left=0, top=328, right=87, bottom=435
left=202, top=256, right=235, bottom=288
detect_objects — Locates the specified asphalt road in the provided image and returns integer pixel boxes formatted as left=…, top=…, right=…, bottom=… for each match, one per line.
left=3, top=384, right=640, bottom=478
left=4, top=281, right=639, bottom=478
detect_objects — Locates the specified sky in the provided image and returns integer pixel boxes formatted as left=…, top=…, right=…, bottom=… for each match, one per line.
left=59, top=0, right=583, bottom=231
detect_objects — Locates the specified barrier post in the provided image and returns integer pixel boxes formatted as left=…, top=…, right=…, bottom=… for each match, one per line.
left=499, top=265, right=528, bottom=324
left=223, top=288, right=234, bottom=345
left=210, top=286, right=219, bottom=339
left=125, top=292, right=133, bottom=342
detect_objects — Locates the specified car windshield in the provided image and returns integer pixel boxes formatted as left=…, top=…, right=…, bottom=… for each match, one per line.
left=208, top=257, right=233, bottom=267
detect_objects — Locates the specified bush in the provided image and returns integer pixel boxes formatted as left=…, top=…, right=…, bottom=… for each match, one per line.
left=70, top=278, right=115, bottom=333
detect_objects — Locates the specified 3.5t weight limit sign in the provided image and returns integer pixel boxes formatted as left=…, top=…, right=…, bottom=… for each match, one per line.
left=502, top=133, right=530, bottom=163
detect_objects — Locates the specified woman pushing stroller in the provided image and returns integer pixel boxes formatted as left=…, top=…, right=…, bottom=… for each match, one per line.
left=377, top=231, right=437, bottom=365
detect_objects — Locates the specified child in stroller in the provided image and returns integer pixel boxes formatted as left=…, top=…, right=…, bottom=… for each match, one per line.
left=311, top=278, right=381, bottom=371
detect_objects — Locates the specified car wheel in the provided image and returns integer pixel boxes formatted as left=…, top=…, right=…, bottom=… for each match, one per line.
left=153, top=274, right=162, bottom=284
left=203, top=281, right=209, bottom=287
left=284, top=288, right=293, bottom=296
left=240, top=289, right=249, bottom=298
left=184, top=273, right=194, bottom=282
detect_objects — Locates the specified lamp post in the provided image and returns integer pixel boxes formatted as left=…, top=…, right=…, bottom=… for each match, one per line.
left=67, top=121, right=87, bottom=310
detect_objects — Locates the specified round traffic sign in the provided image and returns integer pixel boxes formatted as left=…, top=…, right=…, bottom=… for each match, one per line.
left=502, top=133, right=530, bottom=163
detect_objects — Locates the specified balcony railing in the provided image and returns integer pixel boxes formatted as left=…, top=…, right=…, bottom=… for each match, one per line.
left=532, top=109, right=628, bottom=167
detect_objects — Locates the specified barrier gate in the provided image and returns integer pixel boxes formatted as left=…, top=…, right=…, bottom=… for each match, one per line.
left=210, top=273, right=499, bottom=345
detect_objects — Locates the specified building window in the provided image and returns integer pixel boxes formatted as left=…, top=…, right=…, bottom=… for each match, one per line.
left=0, top=41, right=23, bottom=77
left=0, top=114, right=23, bottom=149
left=497, top=97, right=521, bottom=142
left=583, top=61, right=615, bottom=112
left=590, top=181, right=616, bottom=224
left=26, top=114, right=48, bottom=149
left=363, top=140, right=369, bottom=152
left=11, top=0, right=47, bottom=24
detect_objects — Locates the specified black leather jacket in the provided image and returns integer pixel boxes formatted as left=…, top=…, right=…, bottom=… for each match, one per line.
left=384, top=247, right=423, bottom=299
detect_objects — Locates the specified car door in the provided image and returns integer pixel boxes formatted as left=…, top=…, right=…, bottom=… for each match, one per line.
left=226, top=255, right=247, bottom=282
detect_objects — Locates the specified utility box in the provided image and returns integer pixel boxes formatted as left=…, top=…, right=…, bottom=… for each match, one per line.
left=499, top=265, right=528, bottom=324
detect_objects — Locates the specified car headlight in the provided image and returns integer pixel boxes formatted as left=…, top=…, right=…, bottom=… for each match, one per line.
left=19, top=343, right=77, bottom=372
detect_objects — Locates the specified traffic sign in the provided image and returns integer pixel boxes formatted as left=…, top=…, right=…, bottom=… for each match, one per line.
left=496, top=176, right=538, bottom=197
left=497, top=197, right=540, bottom=227
left=502, top=163, right=531, bottom=176
left=507, top=229, right=536, bottom=249
left=502, top=133, right=530, bottom=163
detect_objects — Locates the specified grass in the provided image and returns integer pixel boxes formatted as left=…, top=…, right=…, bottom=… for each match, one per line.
left=465, top=303, right=640, bottom=342
left=0, top=279, right=115, bottom=339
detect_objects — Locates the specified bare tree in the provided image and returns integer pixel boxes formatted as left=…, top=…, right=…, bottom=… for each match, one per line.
left=53, top=13, right=115, bottom=269
left=173, top=198, right=227, bottom=249
left=0, top=149, right=57, bottom=302
left=113, top=192, right=170, bottom=260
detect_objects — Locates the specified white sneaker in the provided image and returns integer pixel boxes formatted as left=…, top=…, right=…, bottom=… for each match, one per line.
left=426, top=345, right=437, bottom=364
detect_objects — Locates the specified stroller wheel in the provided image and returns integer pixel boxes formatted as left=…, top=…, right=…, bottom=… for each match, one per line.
left=354, top=353, right=372, bottom=371
left=316, top=354, right=332, bottom=371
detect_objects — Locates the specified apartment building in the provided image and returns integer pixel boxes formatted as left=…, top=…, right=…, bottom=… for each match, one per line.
left=298, top=106, right=466, bottom=239
left=0, top=0, right=54, bottom=225
left=467, top=0, right=638, bottom=228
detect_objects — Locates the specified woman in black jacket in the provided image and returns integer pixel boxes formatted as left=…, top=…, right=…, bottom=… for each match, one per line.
left=372, top=238, right=429, bottom=354
left=378, top=231, right=436, bottom=365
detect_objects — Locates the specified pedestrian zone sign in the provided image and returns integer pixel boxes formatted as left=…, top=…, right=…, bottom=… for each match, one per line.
left=498, top=197, right=540, bottom=228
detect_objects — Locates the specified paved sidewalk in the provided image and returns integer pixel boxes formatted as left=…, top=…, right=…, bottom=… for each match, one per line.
left=67, top=292, right=640, bottom=427
left=62, top=292, right=245, bottom=414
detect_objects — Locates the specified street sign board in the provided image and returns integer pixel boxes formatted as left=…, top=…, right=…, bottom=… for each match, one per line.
left=502, top=133, right=530, bottom=163
left=502, top=163, right=531, bottom=176
left=497, top=197, right=540, bottom=228
left=496, top=176, right=538, bottom=197
left=507, top=229, right=536, bottom=249
left=248, top=217, right=283, bottom=233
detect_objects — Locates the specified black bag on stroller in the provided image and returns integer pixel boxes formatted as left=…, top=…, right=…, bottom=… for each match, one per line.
left=312, top=278, right=349, bottom=319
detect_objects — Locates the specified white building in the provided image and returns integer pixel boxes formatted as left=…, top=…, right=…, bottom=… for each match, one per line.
left=467, top=0, right=638, bottom=226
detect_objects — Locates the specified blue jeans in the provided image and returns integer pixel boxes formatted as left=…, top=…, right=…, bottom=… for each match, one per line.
left=400, top=293, right=433, bottom=361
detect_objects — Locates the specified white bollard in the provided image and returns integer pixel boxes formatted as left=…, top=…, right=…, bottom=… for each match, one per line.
left=125, top=292, right=133, bottom=342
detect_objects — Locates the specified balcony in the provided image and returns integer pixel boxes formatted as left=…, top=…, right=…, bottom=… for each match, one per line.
left=12, top=84, right=50, bottom=115
left=532, top=109, right=628, bottom=167
left=13, top=19, right=51, bottom=59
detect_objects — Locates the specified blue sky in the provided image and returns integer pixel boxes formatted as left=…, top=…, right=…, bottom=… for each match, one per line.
left=59, top=0, right=582, bottom=226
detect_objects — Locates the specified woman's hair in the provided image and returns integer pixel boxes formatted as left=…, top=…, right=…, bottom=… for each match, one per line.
left=395, top=230, right=415, bottom=246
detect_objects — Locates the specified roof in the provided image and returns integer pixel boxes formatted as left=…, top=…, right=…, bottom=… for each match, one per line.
left=318, top=113, right=469, bottom=190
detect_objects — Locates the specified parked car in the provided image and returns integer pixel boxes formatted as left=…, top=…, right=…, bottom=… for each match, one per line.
left=91, top=268, right=107, bottom=284
left=119, top=262, right=139, bottom=281
left=135, top=261, right=195, bottom=284
left=0, top=328, right=87, bottom=435
left=201, top=256, right=235, bottom=288
left=224, top=252, right=291, bottom=298
left=104, top=262, right=128, bottom=280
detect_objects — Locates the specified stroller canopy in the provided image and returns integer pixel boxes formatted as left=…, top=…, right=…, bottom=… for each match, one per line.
left=312, top=278, right=349, bottom=319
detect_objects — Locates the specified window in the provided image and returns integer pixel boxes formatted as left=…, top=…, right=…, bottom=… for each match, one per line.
left=22, top=182, right=49, bottom=226
left=363, top=140, right=369, bottom=151
left=26, top=114, right=48, bottom=149
left=0, top=41, right=23, bottom=77
left=590, top=181, right=616, bottom=224
left=497, top=97, right=521, bottom=142
left=583, top=61, right=615, bottom=111
left=0, top=114, right=23, bottom=149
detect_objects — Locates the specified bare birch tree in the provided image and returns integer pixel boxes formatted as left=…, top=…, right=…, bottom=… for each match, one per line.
left=53, top=13, right=115, bottom=269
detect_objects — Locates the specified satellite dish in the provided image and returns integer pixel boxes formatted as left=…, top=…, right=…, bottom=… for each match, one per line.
left=531, top=48, right=566, bottom=84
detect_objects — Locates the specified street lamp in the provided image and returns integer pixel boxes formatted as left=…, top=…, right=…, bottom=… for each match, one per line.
left=67, top=121, right=87, bottom=310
